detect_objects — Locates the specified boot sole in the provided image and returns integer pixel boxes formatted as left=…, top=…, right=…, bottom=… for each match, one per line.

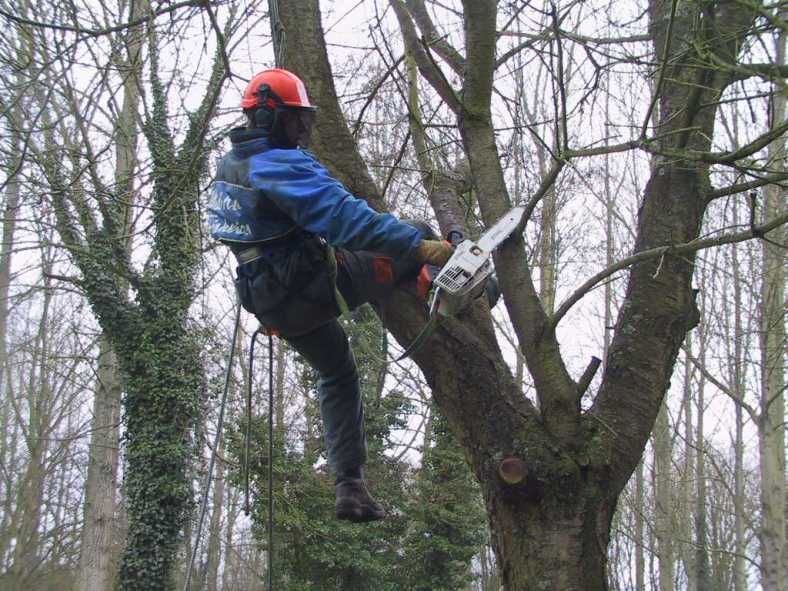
left=336, top=499, right=386, bottom=523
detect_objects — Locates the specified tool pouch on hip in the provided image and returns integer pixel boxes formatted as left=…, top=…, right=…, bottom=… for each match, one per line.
left=234, top=236, right=341, bottom=336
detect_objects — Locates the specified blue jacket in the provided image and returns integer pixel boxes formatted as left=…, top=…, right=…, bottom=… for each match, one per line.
left=209, top=128, right=422, bottom=259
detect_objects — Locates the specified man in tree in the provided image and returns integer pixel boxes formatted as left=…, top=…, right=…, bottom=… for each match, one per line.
left=208, top=67, right=452, bottom=522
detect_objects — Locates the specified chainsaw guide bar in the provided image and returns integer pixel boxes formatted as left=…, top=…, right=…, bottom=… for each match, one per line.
left=396, top=205, right=525, bottom=362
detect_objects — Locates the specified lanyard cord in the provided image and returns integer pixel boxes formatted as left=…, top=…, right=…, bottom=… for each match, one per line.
left=268, top=0, right=286, bottom=68
left=243, top=328, right=275, bottom=591
left=183, top=300, right=242, bottom=591
left=267, top=334, right=274, bottom=591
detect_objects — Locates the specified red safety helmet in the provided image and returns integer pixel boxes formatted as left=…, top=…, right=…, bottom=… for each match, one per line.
left=240, top=68, right=316, bottom=111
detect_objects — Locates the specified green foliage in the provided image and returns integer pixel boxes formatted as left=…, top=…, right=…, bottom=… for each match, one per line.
left=402, top=411, right=487, bottom=591
left=233, top=308, right=486, bottom=589
left=229, top=412, right=409, bottom=591
left=114, top=287, right=205, bottom=590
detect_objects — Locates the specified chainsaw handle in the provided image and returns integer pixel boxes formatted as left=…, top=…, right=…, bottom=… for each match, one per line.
left=446, top=229, right=464, bottom=246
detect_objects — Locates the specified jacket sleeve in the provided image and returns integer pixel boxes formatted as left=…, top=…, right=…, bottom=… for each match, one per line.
left=248, top=149, right=423, bottom=258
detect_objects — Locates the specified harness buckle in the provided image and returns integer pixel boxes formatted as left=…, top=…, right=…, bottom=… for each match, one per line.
left=236, top=246, right=265, bottom=265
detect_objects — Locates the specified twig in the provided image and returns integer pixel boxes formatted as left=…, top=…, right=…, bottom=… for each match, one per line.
left=550, top=210, right=788, bottom=328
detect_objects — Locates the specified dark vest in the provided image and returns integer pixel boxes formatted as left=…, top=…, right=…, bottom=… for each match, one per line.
left=210, top=130, right=340, bottom=336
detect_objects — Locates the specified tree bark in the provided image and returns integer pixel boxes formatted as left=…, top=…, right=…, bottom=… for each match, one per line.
left=279, top=1, right=765, bottom=588
left=204, top=448, right=225, bottom=591
left=730, top=208, right=747, bottom=591
left=8, top=260, right=54, bottom=588
left=76, top=1, right=142, bottom=584
left=681, top=338, right=697, bottom=591
left=759, top=23, right=786, bottom=591
left=77, top=337, right=122, bottom=591
left=653, top=402, right=674, bottom=591
left=0, top=83, right=21, bottom=575
left=635, top=460, right=645, bottom=591
left=695, top=316, right=711, bottom=590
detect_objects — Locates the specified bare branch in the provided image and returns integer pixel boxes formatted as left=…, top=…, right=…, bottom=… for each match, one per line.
left=683, top=346, right=760, bottom=422
left=708, top=173, right=788, bottom=199
left=0, top=1, right=204, bottom=38
left=405, top=0, right=465, bottom=74
left=390, top=0, right=462, bottom=114
left=551, top=211, right=788, bottom=328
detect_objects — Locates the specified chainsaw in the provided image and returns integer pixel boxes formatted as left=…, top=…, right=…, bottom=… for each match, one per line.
left=398, top=205, right=525, bottom=360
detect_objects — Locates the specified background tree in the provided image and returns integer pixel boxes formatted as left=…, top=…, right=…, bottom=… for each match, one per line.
left=277, top=0, right=787, bottom=588
left=0, top=0, right=242, bottom=587
left=0, top=0, right=783, bottom=588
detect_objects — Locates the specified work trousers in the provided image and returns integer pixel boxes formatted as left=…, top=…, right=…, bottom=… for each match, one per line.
left=284, top=223, right=434, bottom=475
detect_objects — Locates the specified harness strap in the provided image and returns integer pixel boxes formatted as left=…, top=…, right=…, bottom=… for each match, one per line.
left=236, top=245, right=265, bottom=265
left=237, top=240, right=351, bottom=317
left=325, top=246, right=350, bottom=316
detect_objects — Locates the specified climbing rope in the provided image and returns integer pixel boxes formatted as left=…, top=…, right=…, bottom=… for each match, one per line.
left=267, top=334, right=274, bottom=591
left=183, top=299, right=242, bottom=591
left=262, top=0, right=283, bottom=580
left=243, top=328, right=275, bottom=591
left=269, top=0, right=286, bottom=68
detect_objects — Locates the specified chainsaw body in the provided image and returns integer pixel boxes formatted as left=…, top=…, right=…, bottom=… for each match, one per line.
left=431, top=205, right=524, bottom=317
left=398, top=205, right=524, bottom=361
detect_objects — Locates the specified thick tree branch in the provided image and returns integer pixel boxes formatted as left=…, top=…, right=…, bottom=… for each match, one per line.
left=278, top=0, right=383, bottom=209
left=405, top=0, right=465, bottom=75
left=390, top=0, right=462, bottom=114
left=588, top=0, right=762, bottom=496
left=405, top=51, right=467, bottom=237
left=460, top=0, right=579, bottom=444
left=709, top=173, right=788, bottom=199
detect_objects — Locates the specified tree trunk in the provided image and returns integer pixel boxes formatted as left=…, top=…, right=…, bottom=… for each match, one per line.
left=635, top=460, right=646, bottom=591
left=220, top=486, right=240, bottom=591
left=759, top=24, right=786, bottom=591
left=681, top=338, right=697, bottom=591
left=0, top=4, right=26, bottom=568
left=76, top=0, right=141, bottom=584
left=9, top=263, right=54, bottom=587
left=204, top=448, right=225, bottom=591
left=76, top=337, right=122, bottom=591
left=653, top=402, right=674, bottom=591
left=695, top=315, right=711, bottom=590
left=0, top=98, right=21, bottom=572
left=730, top=208, right=747, bottom=591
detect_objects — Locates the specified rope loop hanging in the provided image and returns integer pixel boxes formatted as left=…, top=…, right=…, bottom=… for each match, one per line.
left=268, top=0, right=286, bottom=68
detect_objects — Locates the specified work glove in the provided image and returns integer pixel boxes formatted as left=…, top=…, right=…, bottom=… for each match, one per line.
left=413, top=239, right=454, bottom=267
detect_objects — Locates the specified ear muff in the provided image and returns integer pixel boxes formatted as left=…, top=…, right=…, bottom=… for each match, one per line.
left=253, top=106, right=275, bottom=129
left=252, top=83, right=283, bottom=130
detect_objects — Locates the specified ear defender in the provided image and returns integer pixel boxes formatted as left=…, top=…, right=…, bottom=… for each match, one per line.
left=253, top=83, right=282, bottom=130
left=254, top=106, right=275, bottom=129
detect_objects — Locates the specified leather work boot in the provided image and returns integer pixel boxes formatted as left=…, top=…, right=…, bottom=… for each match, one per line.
left=335, top=478, right=386, bottom=522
